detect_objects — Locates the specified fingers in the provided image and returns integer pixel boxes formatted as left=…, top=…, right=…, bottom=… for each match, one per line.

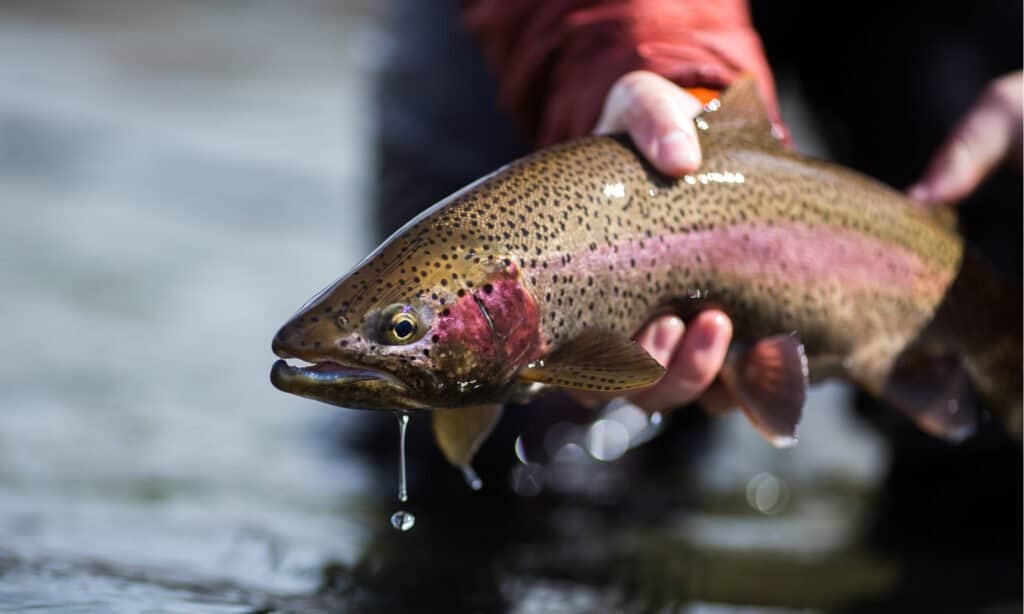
left=697, top=381, right=735, bottom=414
left=634, top=315, right=686, bottom=368
left=629, top=310, right=733, bottom=413
left=593, top=70, right=705, bottom=176
left=908, top=71, right=1023, bottom=206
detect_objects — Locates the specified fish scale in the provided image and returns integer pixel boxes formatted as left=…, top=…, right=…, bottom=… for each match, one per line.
left=271, top=77, right=1021, bottom=478
left=479, top=136, right=958, bottom=373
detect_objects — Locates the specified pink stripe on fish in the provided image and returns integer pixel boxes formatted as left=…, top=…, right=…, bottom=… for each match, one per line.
left=550, top=223, right=953, bottom=298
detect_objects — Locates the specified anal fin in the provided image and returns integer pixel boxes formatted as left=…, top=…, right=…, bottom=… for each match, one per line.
left=517, top=328, right=665, bottom=391
left=432, top=404, right=503, bottom=488
left=720, top=334, right=809, bottom=447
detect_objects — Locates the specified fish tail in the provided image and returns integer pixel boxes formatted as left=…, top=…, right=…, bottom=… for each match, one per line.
left=940, top=247, right=1022, bottom=436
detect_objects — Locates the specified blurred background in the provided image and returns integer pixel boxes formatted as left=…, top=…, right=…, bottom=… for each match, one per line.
left=0, top=1, right=1019, bottom=612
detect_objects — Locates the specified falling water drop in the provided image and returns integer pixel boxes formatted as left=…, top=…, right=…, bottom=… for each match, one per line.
left=396, top=412, right=409, bottom=502
left=462, top=465, right=483, bottom=491
left=391, top=411, right=415, bottom=531
left=390, top=510, right=415, bottom=531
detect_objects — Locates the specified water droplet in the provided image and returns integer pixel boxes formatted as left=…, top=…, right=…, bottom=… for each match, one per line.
left=462, top=466, right=483, bottom=491
left=543, top=422, right=579, bottom=457
left=745, top=472, right=789, bottom=515
left=601, top=398, right=649, bottom=443
left=586, top=419, right=630, bottom=461
left=390, top=412, right=415, bottom=532
left=602, top=182, right=626, bottom=199
left=395, top=412, right=410, bottom=502
left=513, top=435, right=529, bottom=464
left=390, top=510, right=416, bottom=531
left=510, top=463, right=544, bottom=497
left=553, top=442, right=587, bottom=464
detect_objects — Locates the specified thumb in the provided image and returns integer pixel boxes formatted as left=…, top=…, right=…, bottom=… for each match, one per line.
left=594, top=71, right=705, bottom=176
left=908, top=71, right=1023, bottom=206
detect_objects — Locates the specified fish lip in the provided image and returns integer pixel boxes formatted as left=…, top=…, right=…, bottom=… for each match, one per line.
left=270, top=359, right=406, bottom=390
left=271, top=331, right=295, bottom=359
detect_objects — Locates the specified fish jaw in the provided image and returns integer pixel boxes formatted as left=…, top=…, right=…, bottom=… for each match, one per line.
left=269, top=303, right=433, bottom=411
left=269, top=358, right=432, bottom=411
left=270, top=310, right=440, bottom=411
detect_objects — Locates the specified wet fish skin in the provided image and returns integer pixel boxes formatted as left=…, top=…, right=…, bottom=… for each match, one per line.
left=271, top=77, right=1020, bottom=452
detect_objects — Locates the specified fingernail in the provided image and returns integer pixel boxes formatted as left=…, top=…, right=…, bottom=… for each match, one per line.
left=659, top=131, right=700, bottom=171
left=694, top=313, right=728, bottom=350
left=652, top=317, right=684, bottom=352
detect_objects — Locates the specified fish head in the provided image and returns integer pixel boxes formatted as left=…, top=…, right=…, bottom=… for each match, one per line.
left=271, top=243, right=542, bottom=411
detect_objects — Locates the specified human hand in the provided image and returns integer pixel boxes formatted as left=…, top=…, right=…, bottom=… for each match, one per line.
left=590, top=70, right=734, bottom=414
left=908, top=71, right=1022, bottom=206
left=594, top=70, right=706, bottom=175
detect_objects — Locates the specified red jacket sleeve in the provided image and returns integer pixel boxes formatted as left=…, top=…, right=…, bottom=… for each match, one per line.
left=461, top=0, right=780, bottom=146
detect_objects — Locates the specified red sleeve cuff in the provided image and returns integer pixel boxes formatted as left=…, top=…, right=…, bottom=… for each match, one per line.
left=463, top=0, right=781, bottom=146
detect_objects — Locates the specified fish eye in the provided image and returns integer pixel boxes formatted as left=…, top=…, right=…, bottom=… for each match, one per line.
left=380, top=304, right=422, bottom=345
left=393, top=315, right=416, bottom=339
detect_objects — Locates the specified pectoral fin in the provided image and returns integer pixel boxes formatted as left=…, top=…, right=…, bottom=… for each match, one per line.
left=882, top=351, right=977, bottom=442
left=517, top=328, right=665, bottom=391
left=432, top=404, right=503, bottom=488
left=720, top=334, right=809, bottom=447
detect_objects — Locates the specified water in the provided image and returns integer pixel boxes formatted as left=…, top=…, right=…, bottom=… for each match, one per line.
left=391, top=412, right=415, bottom=532
left=389, top=510, right=416, bottom=532
left=0, top=1, right=1018, bottom=611
left=462, top=466, right=484, bottom=491
left=395, top=412, right=411, bottom=504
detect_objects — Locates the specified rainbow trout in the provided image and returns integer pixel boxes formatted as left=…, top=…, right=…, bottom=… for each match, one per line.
left=271, top=78, right=1021, bottom=476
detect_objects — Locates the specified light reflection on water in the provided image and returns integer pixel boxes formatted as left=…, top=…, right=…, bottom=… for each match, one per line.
left=0, top=0, right=381, bottom=607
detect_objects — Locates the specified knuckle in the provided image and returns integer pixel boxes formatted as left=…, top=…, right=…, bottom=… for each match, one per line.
left=615, top=71, right=670, bottom=104
left=617, top=70, right=657, bottom=89
left=670, top=365, right=712, bottom=396
left=610, top=72, right=647, bottom=102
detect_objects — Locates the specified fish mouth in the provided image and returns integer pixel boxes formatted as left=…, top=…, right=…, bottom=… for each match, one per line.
left=269, top=358, right=433, bottom=411
left=270, top=359, right=405, bottom=390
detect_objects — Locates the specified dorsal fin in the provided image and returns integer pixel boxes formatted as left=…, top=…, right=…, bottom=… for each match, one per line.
left=929, top=204, right=959, bottom=231
left=698, top=75, right=780, bottom=147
